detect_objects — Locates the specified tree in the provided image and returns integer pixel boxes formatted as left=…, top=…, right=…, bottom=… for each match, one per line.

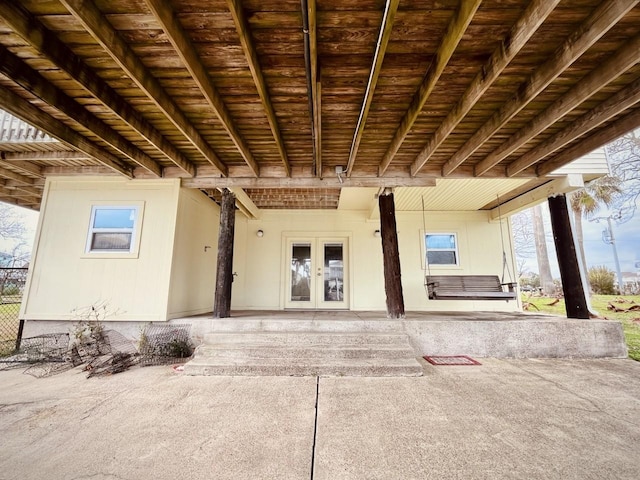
left=511, top=210, right=536, bottom=278
left=0, top=203, right=31, bottom=267
left=606, top=129, right=640, bottom=223
left=532, top=204, right=555, bottom=295
left=569, top=175, right=622, bottom=291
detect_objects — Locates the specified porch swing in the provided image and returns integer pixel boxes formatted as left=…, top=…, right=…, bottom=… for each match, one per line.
left=422, top=197, right=517, bottom=301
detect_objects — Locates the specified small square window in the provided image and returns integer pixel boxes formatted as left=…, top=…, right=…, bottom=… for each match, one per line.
left=85, top=206, right=140, bottom=255
left=426, top=233, right=459, bottom=266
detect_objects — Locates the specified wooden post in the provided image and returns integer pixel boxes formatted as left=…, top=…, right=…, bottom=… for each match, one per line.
left=213, top=189, right=236, bottom=318
left=379, top=190, right=405, bottom=318
left=547, top=194, right=589, bottom=319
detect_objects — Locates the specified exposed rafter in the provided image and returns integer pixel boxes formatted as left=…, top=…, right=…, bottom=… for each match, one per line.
left=1, top=151, right=91, bottom=162
left=508, top=77, right=640, bottom=175
left=479, top=33, right=640, bottom=177
left=225, top=0, right=290, bottom=177
left=0, top=164, right=35, bottom=185
left=442, top=0, right=640, bottom=176
left=0, top=0, right=196, bottom=177
left=409, top=0, right=561, bottom=177
left=0, top=45, right=162, bottom=177
left=303, top=0, right=321, bottom=177
left=59, top=0, right=227, bottom=175
left=0, top=159, right=43, bottom=178
left=143, top=0, right=258, bottom=176
left=378, top=0, right=482, bottom=177
left=346, top=0, right=399, bottom=177
left=0, top=85, right=132, bottom=178
left=537, top=107, right=640, bottom=177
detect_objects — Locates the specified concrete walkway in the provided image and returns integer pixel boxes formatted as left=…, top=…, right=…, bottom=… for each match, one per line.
left=1, top=359, right=639, bottom=479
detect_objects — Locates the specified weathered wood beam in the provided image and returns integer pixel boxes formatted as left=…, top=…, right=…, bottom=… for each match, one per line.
left=307, top=0, right=321, bottom=177
left=480, top=33, right=640, bottom=177
left=378, top=0, right=482, bottom=176
left=213, top=189, right=236, bottom=318
left=0, top=165, right=34, bottom=185
left=347, top=0, right=399, bottom=176
left=0, top=158, right=43, bottom=178
left=59, top=0, right=227, bottom=175
left=225, top=0, right=290, bottom=177
left=182, top=176, right=437, bottom=189
left=410, top=0, right=560, bottom=176
left=143, top=0, right=257, bottom=176
left=442, top=0, right=639, bottom=176
left=379, top=190, right=405, bottom=318
left=0, top=85, right=132, bottom=178
left=1, top=151, right=90, bottom=162
left=548, top=194, right=589, bottom=319
left=0, top=45, right=162, bottom=177
left=228, top=187, right=261, bottom=220
left=537, top=107, right=640, bottom=177
left=507, top=71, right=640, bottom=177
left=7, top=184, right=43, bottom=198
left=0, top=0, right=196, bottom=177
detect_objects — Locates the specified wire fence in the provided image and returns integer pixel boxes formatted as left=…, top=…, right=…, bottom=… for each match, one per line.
left=0, top=268, right=28, bottom=355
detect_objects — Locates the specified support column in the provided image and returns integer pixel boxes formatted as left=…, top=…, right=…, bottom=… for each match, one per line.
left=378, top=190, right=405, bottom=319
left=213, top=189, right=236, bottom=318
left=548, top=194, right=589, bottom=319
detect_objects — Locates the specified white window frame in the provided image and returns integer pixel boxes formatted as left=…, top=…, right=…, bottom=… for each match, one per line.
left=424, top=232, right=460, bottom=267
left=84, top=203, right=144, bottom=258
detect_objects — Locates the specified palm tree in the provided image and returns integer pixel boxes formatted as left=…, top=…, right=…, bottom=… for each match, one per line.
left=569, top=175, right=622, bottom=291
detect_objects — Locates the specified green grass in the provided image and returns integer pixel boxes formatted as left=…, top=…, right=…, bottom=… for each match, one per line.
left=522, top=294, right=640, bottom=361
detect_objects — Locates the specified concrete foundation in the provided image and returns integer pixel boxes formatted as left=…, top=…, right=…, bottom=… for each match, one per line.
left=20, top=310, right=628, bottom=359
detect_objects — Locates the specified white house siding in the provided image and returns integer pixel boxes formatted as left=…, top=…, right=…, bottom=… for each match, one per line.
left=232, top=209, right=520, bottom=312
left=166, top=188, right=219, bottom=319
left=20, top=177, right=181, bottom=322
left=21, top=180, right=521, bottom=326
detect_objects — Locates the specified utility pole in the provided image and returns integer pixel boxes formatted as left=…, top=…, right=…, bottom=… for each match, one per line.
left=593, top=214, right=624, bottom=293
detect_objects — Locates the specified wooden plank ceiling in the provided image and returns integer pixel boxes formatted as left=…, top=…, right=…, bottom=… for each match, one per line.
left=0, top=0, right=639, bottom=210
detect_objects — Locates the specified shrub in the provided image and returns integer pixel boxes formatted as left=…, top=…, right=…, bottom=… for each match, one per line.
left=589, top=266, right=616, bottom=294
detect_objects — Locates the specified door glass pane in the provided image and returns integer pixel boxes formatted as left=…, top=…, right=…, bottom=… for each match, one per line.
left=323, top=244, right=343, bottom=302
left=291, top=244, right=311, bottom=301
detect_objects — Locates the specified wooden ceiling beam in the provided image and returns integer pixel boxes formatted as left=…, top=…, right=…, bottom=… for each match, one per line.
left=537, top=107, right=640, bottom=177
left=0, top=165, right=34, bottom=185
left=228, top=187, right=261, bottom=220
left=409, top=0, right=560, bottom=176
left=182, top=177, right=437, bottom=189
left=378, top=0, right=482, bottom=176
left=312, top=1, right=321, bottom=179
left=0, top=159, right=43, bottom=178
left=0, top=0, right=196, bottom=177
left=0, top=45, right=162, bottom=177
left=0, top=85, right=133, bottom=178
left=143, top=0, right=257, bottom=176
left=481, top=33, right=640, bottom=177
left=1, top=151, right=91, bottom=161
left=59, top=0, right=227, bottom=176
left=442, top=0, right=639, bottom=176
left=226, top=0, right=290, bottom=177
left=507, top=76, right=640, bottom=176
left=347, top=0, right=399, bottom=177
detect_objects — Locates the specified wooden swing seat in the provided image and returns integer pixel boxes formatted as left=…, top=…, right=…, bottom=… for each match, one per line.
left=426, top=275, right=517, bottom=301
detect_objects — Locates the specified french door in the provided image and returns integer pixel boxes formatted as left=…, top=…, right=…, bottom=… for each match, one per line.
left=286, top=237, right=349, bottom=309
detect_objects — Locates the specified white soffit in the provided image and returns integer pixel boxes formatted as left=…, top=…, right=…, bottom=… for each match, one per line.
left=394, top=178, right=532, bottom=211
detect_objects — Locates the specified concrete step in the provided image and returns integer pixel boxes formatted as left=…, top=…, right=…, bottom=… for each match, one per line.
left=185, top=322, right=423, bottom=377
left=203, top=331, right=410, bottom=346
left=207, top=319, right=404, bottom=333
left=195, top=344, right=416, bottom=360
left=184, top=357, right=423, bottom=377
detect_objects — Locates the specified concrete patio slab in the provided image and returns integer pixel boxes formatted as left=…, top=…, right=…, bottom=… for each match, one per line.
left=1, top=358, right=639, bottom=480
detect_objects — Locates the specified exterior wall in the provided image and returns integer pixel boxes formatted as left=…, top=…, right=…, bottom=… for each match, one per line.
left=551, top=148, right=609, bottom=180
left=21, top=177, right=181, bottom=322
left=231, top=209, right=520, bottom=312
left=166, top=188, right=219, bottom=319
